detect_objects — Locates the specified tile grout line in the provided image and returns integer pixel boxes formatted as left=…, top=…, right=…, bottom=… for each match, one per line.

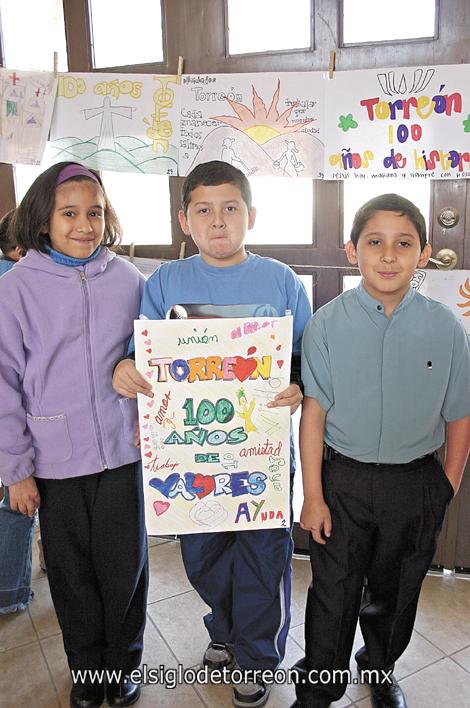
left=28, top=606, right=63, bottom=708
left=146, top=587, right=196, bottom=606
left=144, top=609, right=210, bottom=706
left=412, top=626, right=457, bottom=657
left=447, top=650, right=470, bottom=677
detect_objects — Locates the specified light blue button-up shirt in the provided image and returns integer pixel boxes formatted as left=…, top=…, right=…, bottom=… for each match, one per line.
left=301, top=281, right=470, bottom=463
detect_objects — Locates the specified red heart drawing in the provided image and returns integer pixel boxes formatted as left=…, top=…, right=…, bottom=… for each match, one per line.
left=153, top=500, right=170, bottom=516
left=144, top=414, right=150, bottom=419
left=276, top=344, right=282, bottom=351
left=146, top=348, right=152, bottom=354
left=141, top=329, right=148, bottom=337
left=144, top=464, right=150, bottom=469
left=144, top=451, right=152, bottom=458
left=143, top=437, right=150, bottom=442
left=247, top=346, right=257, bottom=356
left=277, top=360, right=284, bottom=368
left=144, top=339, right=151, bottom=345
left=232, top=356, right=257, bottom=382
left=193, top=474, right=216, bottom=499
left=147, top=400, right=155, bottom=408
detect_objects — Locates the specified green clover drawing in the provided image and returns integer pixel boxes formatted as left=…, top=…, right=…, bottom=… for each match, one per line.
left=338, top=113, right=358, bottom=131
left=463, top=114, right=470, bottom=132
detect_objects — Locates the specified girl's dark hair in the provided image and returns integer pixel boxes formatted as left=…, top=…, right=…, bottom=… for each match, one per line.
left=0, top=209, right=17, bottom=257
left=350, top=193, right=427, bottom=250
left=10, top=161, right=122, bottom=253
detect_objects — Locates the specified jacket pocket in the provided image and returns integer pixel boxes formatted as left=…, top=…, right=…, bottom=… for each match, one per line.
left=26, top=413, right=72, bottom=464
left=119, top=397, right=138, bottom=445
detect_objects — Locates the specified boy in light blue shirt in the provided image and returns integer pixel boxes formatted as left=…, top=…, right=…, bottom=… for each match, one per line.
left=293, top=194, right=470, bottom=708
left=113, top=161, right=312, bottom=708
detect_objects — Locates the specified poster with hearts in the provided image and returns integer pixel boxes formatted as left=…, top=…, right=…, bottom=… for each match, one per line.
left=134, top=316, right=293, bottom=534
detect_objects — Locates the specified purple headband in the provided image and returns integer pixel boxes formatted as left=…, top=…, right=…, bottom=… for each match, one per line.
left=56, top=164, right=100, bottom=186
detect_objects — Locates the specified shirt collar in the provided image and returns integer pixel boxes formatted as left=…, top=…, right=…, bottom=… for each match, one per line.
left=356, top=279, right=416, bottom=317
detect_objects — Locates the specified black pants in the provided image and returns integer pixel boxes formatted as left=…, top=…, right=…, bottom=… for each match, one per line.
left=294, top=452, right=454, bottom=706
left=36, top=463, right=148, bottom=673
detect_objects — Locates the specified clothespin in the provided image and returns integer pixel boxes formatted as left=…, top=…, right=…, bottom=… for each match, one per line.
left=129, top=242, right=135, bottom=263
left=328, top=50, right=335, bottom=80
left=53, top=52, right=58, bottom=78
left=178, top=241, right=186, bottom=259
left=177, top=56, right=184, bottom=84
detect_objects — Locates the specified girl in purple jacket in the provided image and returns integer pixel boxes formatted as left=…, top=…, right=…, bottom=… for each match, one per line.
left=0, top=162, right=147, bottom=708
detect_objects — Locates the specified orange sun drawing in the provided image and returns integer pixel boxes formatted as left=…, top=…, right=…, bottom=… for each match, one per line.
left=212, top=80, right=315, bottom=145
left=457, top=278, right=470, bottom=316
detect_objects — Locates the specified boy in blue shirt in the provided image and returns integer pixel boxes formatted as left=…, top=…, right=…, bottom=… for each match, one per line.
left=113, top=160, right=312, bottom=707
left=293, top=194, right=470, bottom=708
left=0, top=208, right=24, bottom=275
left=0, top=209, right=35, bottom=615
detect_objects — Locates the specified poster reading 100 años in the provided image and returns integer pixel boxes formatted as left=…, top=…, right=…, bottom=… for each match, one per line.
left=135, top=316, right=293, bottom=535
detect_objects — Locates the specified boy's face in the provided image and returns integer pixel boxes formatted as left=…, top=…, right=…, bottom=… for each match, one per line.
left=345, top=210, right=431, bottom=309
left=178, top=183, right=256, bottom=267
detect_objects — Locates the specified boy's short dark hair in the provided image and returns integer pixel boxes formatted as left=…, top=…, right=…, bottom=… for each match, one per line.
left=0, top=209, right=16, bottom=258
left=350, top=193, right=427, bottom=250
left=10, top=161, right=122, bottom=253
left=181, top=160, right=252, bottom=214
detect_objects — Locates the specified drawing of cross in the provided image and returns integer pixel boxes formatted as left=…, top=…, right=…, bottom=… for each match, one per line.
left=9, top=72, right=20, bottom=85
left=83, top=96, right=133, bottom=151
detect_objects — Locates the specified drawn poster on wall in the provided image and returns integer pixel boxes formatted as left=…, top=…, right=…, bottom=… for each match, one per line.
left=135, top=316, right=293, bottom=534
left=49, top=72, right=181, bottom=174
left=344, top=270, right=470, bottom=335
left=0, top=68, right=57, bottom=164
left=324, top=64, right=470, bottom=180
left=180, top=72, right=324, bottom=177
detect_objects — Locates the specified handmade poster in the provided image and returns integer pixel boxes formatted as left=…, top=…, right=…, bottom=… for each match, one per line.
left=135, top=315, right=293, bottom=534
left=324, top=64, right=470, bottom=180
left=344, top=270, right=470, bottom=335
left=49, top=72, right=181, bottom=174
left=179, top=72, right=324, bottom=177
left=0, top=68, right=57, bottom=164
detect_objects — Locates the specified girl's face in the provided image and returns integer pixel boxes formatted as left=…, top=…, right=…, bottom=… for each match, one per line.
left=48, top=179, right=106, bottom=258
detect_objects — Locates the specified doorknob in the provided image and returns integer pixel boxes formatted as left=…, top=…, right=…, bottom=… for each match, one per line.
left=428, top=248, right=458, bottom=270
left=437, top=207, right=459, bottom=228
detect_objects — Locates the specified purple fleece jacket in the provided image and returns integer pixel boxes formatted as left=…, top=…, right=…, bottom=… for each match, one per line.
left=0, top=248, right=144, bottom=485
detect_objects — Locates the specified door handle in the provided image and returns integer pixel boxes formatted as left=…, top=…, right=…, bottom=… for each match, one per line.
left=428, top=249, right=458, bottom=270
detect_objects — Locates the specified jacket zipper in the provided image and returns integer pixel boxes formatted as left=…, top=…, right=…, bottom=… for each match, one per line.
left=80, top=270, right=107, bottom=470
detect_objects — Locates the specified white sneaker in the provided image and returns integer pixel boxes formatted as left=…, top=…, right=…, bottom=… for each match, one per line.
left=232, top=680, right=271, bottom=707
left=202, top=641, right=236, bottom=673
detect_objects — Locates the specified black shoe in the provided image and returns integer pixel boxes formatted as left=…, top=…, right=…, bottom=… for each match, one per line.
left=106, top=677, right=141, bottom=707
left=370, top=676, right=407, bottom=708
left=354, top=646, right=368, bottom=672
left=70, top=682, right=104, bottom=708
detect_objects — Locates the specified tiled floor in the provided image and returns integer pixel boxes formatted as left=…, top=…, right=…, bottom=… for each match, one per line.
left=1, top=533, right=470, bottom=708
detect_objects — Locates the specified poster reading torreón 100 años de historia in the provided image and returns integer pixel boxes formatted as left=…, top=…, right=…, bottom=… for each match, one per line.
left=324, top=64, right=470, bottom=180
left=135, top=316, right=293, bottom=535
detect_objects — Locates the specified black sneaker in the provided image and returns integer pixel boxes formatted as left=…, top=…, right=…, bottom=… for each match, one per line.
left=202, top=641, right=236, bottom=673
left=232, top=680, right=271, bottom=707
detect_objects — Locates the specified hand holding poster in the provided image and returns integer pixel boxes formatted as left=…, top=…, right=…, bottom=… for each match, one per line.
left=135, top=316, right=293, bottom=535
